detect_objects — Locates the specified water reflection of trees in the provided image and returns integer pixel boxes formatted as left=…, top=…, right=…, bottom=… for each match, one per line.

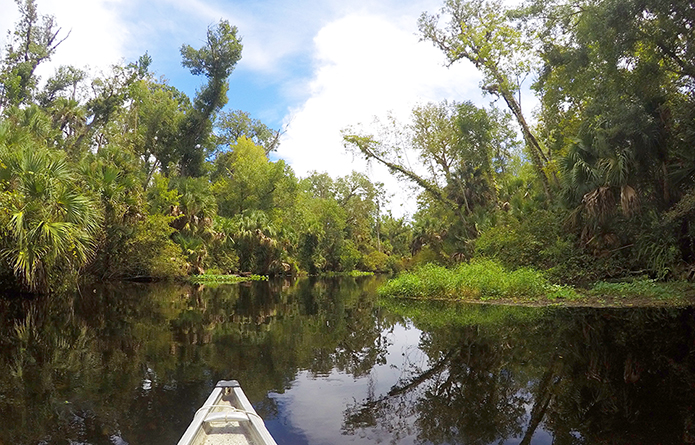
left=0, top=276, right=393, bottom=445
left=4, top=280, right=694, bottom=445
left=344, top=304, right=695, bottom=444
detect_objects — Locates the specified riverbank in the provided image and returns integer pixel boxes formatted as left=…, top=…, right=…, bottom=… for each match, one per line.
left=184, top=270, right=374, bottom=284
left=378, top=260, right=695, bottom=308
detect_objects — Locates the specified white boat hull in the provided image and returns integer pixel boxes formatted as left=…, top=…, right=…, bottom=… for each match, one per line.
left=177, top=380, right=278, bottom=445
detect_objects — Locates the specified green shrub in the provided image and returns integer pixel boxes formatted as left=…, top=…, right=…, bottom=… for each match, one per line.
left=589, top=278, right=695, bottom=301
left=361, top=250, right=389, bottom=272
left=385, top=255, right=406, bottom=274
left=339, top=240, right=361, bottom=271
left=95, top=215, right=187, bottom=279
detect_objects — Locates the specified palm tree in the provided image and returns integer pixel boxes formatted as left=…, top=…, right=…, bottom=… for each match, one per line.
left=0, top=125, right=102, bottom=292
left=49, top=97, right=87, bottom=155
left=561, top=133, right=640, bottom=252
left=170, top=176, right=217, bottom=235
left=230, top=210, right=282, bottom=274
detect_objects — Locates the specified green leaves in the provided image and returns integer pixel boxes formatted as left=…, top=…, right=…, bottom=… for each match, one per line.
left=181, top=20, right=242, bottom=80
left=0, top=0, right=69, bottom=108
left=0, top=131, right=102, bottom=292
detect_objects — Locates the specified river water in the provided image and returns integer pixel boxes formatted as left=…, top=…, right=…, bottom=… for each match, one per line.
left=1, top=276, right=694, bottom=444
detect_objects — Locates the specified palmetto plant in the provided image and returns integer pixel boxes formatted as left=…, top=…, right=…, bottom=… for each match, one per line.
left=561, top=131, right=641, bottom=251
left=0, top=126, right=102, bottom=292
left=229, top=210, right=283, bottom=274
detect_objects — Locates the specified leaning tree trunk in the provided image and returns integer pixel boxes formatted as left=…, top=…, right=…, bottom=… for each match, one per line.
left=487, top=66, right=556, bottom=201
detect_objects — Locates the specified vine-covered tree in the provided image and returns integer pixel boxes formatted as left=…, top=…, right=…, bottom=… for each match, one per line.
left=178, top=20, right=243, bottom=177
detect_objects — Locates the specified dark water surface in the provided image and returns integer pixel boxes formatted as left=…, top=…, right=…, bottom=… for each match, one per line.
left=1, top=276, right=695, bottom=444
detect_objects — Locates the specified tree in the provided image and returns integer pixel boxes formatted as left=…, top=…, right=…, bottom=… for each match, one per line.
left=344, top=101, right=518, bottom=240
left=419, top=0, right=556, bottom=198
left=178, top=20, right=243, bottom=177
left=215, top=109, right=281, bottom=155
left=379, top=212, right=412, bottom=257
left=0, top=117, right=102, bottom=292
left=211, top=137, right=297, bottom=217
left=0, top=0, right=69, bottom=109
left=227, top=210, right=285, bottom=274
left=334, top=172, right=381, bottom=249
left=37, top=65, right=86, bottom=106
left=296, top=195, right=347, bottom=273
left=118, top=75, right=189, bottom=184
left=528, top=0, right=695, bottom=269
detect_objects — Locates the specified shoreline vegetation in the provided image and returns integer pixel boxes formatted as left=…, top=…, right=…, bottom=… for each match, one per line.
left=378, top=260, right=695, bottom=308
left=185, top=274, right=269, bottom=284
left=185, top=270, right=374, bottom=284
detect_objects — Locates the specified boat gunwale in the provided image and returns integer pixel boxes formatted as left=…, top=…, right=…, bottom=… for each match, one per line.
left=177, top=380, right=277, bottom=445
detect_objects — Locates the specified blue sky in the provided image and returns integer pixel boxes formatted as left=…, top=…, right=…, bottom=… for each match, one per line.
left=0, top=0, right=514, bottom=216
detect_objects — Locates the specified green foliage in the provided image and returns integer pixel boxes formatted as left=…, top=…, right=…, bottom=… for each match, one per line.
left=215, top=109, right=279, bottom=154
left=632, top=215, right=681, bottom=279
left=419, top=0, right=554, bottom=197
left=0, top=126, right=102, bottom=292
left=121, top=77, right=188, bottom=180
left=345, top=101, right=519, bottom=240
left=379, top=260, right=579, bottom=301
left=474, top=210, right=569, bottom=269
left=147, top=173, right=179, bottom=215
left=0, top=0, right=67, bottom=108
left=360, top=249, right=389, bottom=273
left=379, top=212, right=412, bottom=257
left=178, top=20, right=243, bottom=177
left=339, top=240, right=361, bottom=272
left=225, top=210, right=286, bottom=275
left=180, top=20, right=242, bottom=80
left=212, top=137, right=296, bottom=217
left=7, top=0, right=695, bottom=294
left=186, top=273, right=267, bottom=284
left=589, top=278, right=695, bottom=302
left=169, top=176, right=216, bottom=236
left=110, top=215, right=187, bottom=279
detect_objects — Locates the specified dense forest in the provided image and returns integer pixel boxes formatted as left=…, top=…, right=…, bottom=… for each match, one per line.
left=0, top=0, right=694, bottom=294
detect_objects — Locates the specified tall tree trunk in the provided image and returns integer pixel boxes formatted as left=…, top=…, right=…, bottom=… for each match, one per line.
left=486, top=67, right=556, bottom=200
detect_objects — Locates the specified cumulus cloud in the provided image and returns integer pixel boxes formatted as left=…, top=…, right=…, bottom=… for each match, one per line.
left=277, top=13, right=482, bottom=216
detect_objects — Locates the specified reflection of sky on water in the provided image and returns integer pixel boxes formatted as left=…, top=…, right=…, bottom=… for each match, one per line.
left=265, top=321, right=554, bottom=445
left=266, top=322, right=423, bottom=444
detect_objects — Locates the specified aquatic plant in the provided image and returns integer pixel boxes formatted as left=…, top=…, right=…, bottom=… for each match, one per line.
left=378, top=259, right=580, bottom=301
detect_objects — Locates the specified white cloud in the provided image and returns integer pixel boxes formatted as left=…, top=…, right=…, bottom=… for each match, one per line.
left=277, top=13, right=482, bottom=217
left=0, top=0, right=135, bottom=87
left=32, top=0, right=129, bottom=77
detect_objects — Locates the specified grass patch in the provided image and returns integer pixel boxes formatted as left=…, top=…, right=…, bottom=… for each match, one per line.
left=186, top=274, right=268, bottom=284
left=588, top=278, right=695, bottom=301
left=378, top=259, right=581, bottom=302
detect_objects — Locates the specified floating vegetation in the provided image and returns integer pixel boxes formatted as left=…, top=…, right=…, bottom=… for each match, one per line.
left=186, top=274, right=268, bottom=284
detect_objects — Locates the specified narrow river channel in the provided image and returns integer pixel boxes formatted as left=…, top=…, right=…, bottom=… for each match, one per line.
left=1, top=276, right=694, bottom=444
